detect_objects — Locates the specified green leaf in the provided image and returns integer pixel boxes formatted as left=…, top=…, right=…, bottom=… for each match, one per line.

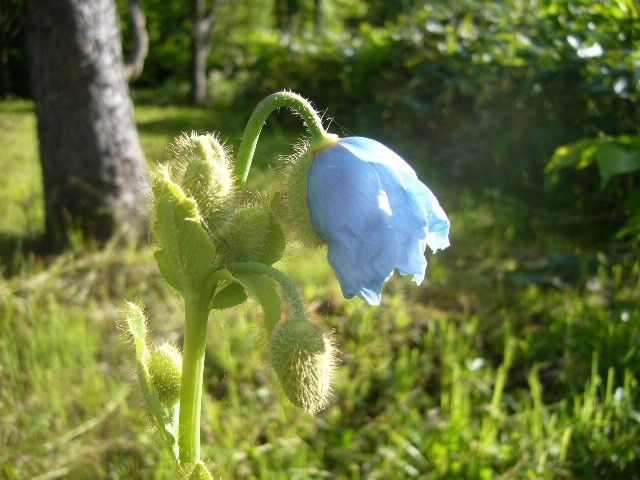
left=210, top=282, right=248, bottom=310
left=152, top=167, right=216, bottom=296
left=233, top=272, right=282, bottom=332
left=595, top=143, right=640, bottom=187
left=546, top=139, right=600, bottom=173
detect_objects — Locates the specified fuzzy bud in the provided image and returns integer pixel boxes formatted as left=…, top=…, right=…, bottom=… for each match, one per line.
left=218, top=203, right=285, bottom=265
left=276, top=149, right=324, bottom=247
left=164, top=132, right=235, bottom=237
left=148, top=343, right=182, bottom=407
left=269, top=320, right=336, bottom=413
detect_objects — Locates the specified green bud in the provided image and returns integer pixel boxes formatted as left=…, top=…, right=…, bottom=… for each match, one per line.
left=164, top=132, right=235, bottom=237
left=148, top=343, right=182, bottom=407
left=276, top=146, right=323, bottom=247
left=269, top=319, right=336, bottom=413
left=218, top=203, right=285, bottom=265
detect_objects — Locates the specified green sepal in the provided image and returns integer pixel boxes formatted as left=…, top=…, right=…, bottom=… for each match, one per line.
left=121, top=302, right=178, bottom=462
left=210, top=282, right=248, bottom=310
left=152, top=167, right=216, bottom=296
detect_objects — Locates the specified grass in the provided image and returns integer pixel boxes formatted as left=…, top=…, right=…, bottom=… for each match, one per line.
left=0, top=99, right=639, bottom=479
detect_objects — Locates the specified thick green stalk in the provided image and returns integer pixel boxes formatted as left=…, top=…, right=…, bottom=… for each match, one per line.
left=234, top=91, right=335, bottom=187
left=178, top=294, right=210, bottom=466
left=227, top=261, right=306, bottom=321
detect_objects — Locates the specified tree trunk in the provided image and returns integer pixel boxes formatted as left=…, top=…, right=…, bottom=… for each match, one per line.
left=123, top=0, right=148, bottom=82
left=190, top=27, right=210, bottom=105
left=27, top=0, right=148, bottom=248
left=190, top=0, right=228, bottom=106
left=0, top=0, right=13, bottom=98
left=314, top=0, right=322, bottom=34
left=190, top=0, right=212, bottom=106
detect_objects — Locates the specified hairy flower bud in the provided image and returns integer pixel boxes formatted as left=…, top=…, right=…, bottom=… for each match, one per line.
left=269, top=319, right=336, bottom=413
left=164, top=132, right=235, bottom=237
left=148, top=343, right=183, bottom=407
left=218, top=203, right=285, bottom=265
left=276, top=148, right=324, bottom=247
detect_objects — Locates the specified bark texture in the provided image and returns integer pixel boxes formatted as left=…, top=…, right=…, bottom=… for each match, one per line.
left=27, top=0, right=148, bottom=247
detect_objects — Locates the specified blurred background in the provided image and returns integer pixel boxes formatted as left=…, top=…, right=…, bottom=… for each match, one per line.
left=1, top=0, right=639, bottom=478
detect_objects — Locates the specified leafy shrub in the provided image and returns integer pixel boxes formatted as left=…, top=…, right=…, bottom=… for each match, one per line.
left=229, top=0, right=638, bottom=202
left=546, top=135, right=640, bottom=242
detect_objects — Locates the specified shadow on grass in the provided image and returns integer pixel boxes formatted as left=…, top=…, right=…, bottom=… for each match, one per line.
left=0, top=232, right=59, bottom=277
left=0, top=100, right=34, bottom=114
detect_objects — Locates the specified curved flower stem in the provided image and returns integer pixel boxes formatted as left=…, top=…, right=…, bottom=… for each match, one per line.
left=227, top=261, right=307, bottom=322
left=178, top=293, right=210, bottom=466
left=234, top=91, right=335, bottom=188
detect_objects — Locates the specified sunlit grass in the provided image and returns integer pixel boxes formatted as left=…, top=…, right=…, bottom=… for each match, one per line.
left=1, top=99, right=639, bottom=479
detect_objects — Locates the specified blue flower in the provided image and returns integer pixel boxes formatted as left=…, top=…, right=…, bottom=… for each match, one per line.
left=307, top=137, right=450, bottom=305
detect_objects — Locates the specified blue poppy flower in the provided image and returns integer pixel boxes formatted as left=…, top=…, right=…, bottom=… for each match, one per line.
left=307, top=137, right=450, bottom=305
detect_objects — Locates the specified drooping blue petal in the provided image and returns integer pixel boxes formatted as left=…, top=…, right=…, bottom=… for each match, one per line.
left=307, top=136, right=450, bottom=305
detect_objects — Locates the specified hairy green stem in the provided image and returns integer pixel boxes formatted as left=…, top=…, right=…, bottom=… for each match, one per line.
left=178, top=294, right=210, bottom=466
left=227, top=261, right=307, bottom=321
left=234, top=91, right=334, bottom=187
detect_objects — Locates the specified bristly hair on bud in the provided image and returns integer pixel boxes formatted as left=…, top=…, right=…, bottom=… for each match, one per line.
left=268, top=318, right=337, bottom=413
left=118, top=300, right=148, bottom=360
left=162, top=132, right=236, bottom=239
left=148, top=342, right=183, bottom=407
left=273, top=139, right=324, bottom=248
left=217, top=200, right=286, bottom=265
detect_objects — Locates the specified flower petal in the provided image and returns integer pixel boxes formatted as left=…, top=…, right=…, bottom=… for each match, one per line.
left=308, top=144, right=399, bottom=304
left=306, top=136, right=450, bottom=304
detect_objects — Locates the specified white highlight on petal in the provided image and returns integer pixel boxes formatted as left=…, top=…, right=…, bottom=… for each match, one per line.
left=377, top=190, right=392, bottom=216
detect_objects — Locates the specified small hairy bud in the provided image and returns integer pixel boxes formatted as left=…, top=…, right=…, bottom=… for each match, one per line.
left=276, top=147, right=323, bottom=247
left=164, top=132, right=235, bottom=237
left=148, top=343, right=182, bottom=407
left=218, top=203, right=285, bottom=265
left=269, top=320, right=336, bottom=413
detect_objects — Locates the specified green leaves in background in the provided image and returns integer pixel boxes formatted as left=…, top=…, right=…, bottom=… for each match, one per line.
left=547, top=136, right=640, bottom=187
left=547, top=135, right=640, bottom=241
left=152, top=167, right=216, bottom=296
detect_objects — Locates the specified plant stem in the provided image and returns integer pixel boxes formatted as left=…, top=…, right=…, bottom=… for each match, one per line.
left=227, top=261, right=307, bottom=322
left=234, top=91, right=334, bottom=188
left=178, top=293, right=210, bottom=466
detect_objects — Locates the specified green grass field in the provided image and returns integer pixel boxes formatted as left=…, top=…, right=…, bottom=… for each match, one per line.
left=1, top=100, right=639, bottom=479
